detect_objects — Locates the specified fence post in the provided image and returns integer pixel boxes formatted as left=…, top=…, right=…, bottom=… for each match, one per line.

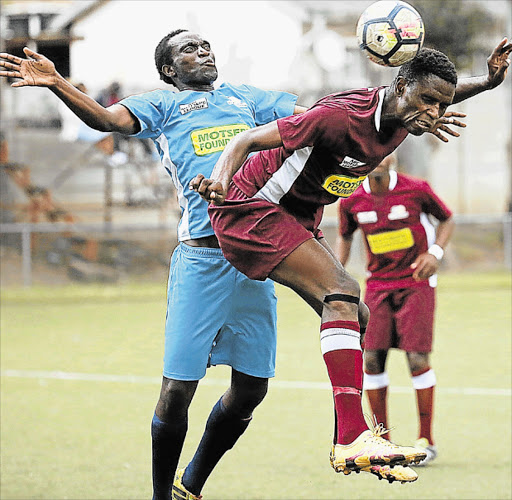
left=21, top=225, right=32, bottom=287
left=104, top=162, right=113, bottom=233
left=504, top=213, right=512, bottom=270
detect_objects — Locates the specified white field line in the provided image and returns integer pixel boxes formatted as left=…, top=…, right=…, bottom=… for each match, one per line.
left=1, top=369, right=510, bottom=397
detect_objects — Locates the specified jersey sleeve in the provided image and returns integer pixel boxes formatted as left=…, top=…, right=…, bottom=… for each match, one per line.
left=277, top=104, right=349, bottom=152
left=118, top=90, right=169, bottom=139
left=243, top=84, right=298, bottom=124
left=420, top=181, right=453, bottom=221
left=337, top=199, right=359, bottom=237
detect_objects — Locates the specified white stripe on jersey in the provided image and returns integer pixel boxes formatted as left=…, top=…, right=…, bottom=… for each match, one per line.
left=253, top=146, right=313, bottom=204
left=156, top=133, right=191, bottom=240
left=420, top=212, right=438, bottom=288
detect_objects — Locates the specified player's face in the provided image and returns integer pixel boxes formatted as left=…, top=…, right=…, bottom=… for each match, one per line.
left=396, top=74, right=455, bottom=136
left=167, top=32, right=218, bottom=89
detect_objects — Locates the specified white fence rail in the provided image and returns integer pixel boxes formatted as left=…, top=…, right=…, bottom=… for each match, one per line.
left=1, top=213, right=510, bottom=287
left=0, top=221, right=177, bottom=287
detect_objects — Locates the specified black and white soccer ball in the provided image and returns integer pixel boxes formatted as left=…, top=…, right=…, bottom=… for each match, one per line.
left=356, top=0, right=425, bottom=67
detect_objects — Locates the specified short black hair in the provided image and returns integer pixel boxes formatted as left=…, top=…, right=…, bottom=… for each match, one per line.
left=154, top=29, right=189, bottom=85
left=397, top=48, right=458, bottom=86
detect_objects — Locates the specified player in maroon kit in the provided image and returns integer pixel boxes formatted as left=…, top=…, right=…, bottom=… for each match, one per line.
left=337, top=153, right=454, bottom=466
left=190, top=41, right=511, bottom=483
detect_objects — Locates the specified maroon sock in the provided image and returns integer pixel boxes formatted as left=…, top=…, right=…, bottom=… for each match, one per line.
left=321, top=321, right=368, bottom=445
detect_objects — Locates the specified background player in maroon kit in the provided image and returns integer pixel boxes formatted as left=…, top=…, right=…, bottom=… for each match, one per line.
left=336, top=153, right=454, bottom=465
left=191, top=42, right=511, bottom=482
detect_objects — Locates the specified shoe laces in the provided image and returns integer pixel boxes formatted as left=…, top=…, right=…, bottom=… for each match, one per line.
left=364, top=414, right=400, bottom=449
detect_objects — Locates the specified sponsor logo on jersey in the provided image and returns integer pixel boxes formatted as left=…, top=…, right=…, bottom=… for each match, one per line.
left=179, top=97, right=209, bottom=115
left=191, top=124, right=250, bottom=156
left=322, top=174, right=367, bottom=198
left=367, top=228, right=414, bottom=254
left=356, top=211, right=378, bottom=224
left=339, top=156, right=366, bottom=169
left=226, top=96, right=248, bottom=108
left=388, top=204, right=410, bottom=220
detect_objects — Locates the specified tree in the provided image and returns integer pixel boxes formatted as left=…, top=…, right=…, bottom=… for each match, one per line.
left=409, top=0, right=498, bottom=70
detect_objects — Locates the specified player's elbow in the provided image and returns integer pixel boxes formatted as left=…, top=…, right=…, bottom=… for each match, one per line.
left=102, top=104, right=139, bottom=135
left=243, top=121, right=283, bottom=153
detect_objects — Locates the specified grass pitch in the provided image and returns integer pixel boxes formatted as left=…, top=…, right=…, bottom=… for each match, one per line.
left=1, top=271, right=510, bottom=499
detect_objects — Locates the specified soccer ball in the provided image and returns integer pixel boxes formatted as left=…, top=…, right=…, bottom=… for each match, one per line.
left=356, top=0, right=425, bottom=67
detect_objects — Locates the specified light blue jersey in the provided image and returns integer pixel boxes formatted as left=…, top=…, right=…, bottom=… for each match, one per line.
left=119, top=83, right=297, bottom=380
left=121, top=83, right=297, bottom=241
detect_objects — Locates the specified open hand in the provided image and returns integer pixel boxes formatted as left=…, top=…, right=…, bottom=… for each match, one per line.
left=430, top=111, right=467, bottom=143
left=0, top=47, right=58, bottom=87
left=486, top=37, right=512, bottom=89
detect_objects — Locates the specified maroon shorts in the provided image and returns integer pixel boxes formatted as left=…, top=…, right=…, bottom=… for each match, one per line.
left=208, top=184, right=314, bottom=281
left=363, top=285, right=436, bottom=352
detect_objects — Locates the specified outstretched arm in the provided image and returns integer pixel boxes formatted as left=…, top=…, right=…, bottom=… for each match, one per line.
left=0, top=47, right=138, bottom=135
left=190, top=120, right=283, bottom=204
left=452, top=37, right=511, bottom=104
left=294, top=105, right=309, bottom=114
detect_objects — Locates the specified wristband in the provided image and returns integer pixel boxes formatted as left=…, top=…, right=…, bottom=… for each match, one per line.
left=428, top=244, right=444, bottom=260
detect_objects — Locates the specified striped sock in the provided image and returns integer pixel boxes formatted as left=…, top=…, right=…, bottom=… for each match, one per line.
left=321, top=321, right=367, bottom=445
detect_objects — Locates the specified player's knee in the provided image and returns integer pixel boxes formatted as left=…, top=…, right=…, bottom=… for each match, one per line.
left=333, top=273, right=360, bottom=300
left=340, top=273, right=361, bottom=297
left=157, top=378, right=197, bottom=420
left=358, top=301, right=370, bottom=330
left=323, top=274, right=361, bottom=308
left=225, top=376, right=268, bottom=418
left=407, top=352, right=430, bottom=373
left=242, top=385, right=268, bottom=414
left=364, top=352, right=383, bottom=374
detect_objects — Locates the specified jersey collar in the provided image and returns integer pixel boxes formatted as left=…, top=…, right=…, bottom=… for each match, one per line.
left=374, top=88, right=386, bottom=132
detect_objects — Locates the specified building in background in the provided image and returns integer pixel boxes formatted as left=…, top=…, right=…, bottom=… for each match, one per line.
left=1, top=0, right=511, bottom=215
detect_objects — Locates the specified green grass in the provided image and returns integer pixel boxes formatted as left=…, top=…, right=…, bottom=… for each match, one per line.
left=1, top=271, right=511, bottom=499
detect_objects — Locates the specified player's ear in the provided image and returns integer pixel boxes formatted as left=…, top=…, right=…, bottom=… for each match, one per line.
left=162, top=65, right=176, bottom=78
left=395, top=76, right=407, bottom=96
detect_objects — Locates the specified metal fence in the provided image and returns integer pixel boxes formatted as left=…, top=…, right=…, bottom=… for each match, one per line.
left=0, top=221, right=177, bottom=287
left=1, top=213, right=510, bottom=288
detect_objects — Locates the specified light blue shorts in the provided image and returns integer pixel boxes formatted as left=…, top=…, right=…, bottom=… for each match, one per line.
left=163, top=242, right=278, bottom=381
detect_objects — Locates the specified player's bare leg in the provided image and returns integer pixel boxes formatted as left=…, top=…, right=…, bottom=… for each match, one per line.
left=270, top=239, right=425, bottom=481
left=407, top=352, right=438, bottom=465
left=364, top=350, right=391, bottom=440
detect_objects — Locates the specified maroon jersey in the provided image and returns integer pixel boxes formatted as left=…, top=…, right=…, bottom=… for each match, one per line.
left=232, top=87, right=408, bottom=233
left=338, top=171, right=453, bottom=291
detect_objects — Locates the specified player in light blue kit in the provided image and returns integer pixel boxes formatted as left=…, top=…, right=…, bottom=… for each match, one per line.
left=0, top=29, right=305, bottom=500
